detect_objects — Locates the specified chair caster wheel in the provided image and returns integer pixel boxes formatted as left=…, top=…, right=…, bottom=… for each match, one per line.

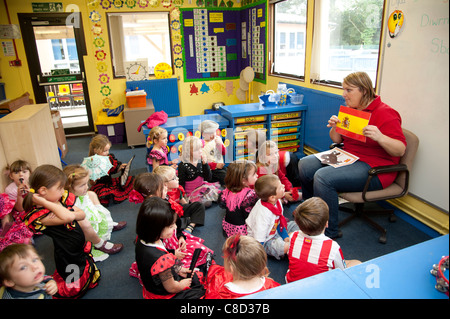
left=389, top=214, right=397, bottom=222
left=379, top=235, right=387, bottom=244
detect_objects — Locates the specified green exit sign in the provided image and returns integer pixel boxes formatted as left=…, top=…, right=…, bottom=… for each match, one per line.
left=32, top=2, right=63, bottom=12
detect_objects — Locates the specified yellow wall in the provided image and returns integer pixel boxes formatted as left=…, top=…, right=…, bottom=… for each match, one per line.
left=0, top=0, right=256, bottom=122
left=0, top=0, right=387, bottom=122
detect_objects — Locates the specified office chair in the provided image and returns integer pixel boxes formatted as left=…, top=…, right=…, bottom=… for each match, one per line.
left=336, top=128, right=419, bottom=244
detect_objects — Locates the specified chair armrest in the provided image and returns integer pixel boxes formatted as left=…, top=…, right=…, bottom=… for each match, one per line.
left=362, top=164, right=410, bottom=202
left=329, top=143, right=344, bottom=149
left=368, top=164, right=408, bottom=176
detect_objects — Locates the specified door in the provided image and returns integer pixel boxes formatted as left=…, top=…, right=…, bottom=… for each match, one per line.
left=18, top=13, right=94, bottom=135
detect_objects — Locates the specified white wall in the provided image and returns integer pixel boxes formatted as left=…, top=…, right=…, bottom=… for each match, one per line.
left=379, top=0, right=449, bottom=211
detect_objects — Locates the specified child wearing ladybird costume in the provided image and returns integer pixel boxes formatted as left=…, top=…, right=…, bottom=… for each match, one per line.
left=135, top=196, right=206, bottom=299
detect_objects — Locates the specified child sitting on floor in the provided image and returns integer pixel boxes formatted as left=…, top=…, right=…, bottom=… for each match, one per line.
left=135, top=196, right=206, bottom=299
left=199, top=120, right=227, bottom=186
left=177, top=136, right=220, bottom=205
left=64, top=164, right=126, bottom=261
left=205, top=234, right=280, bottom=299
left=146, top=126, right=178, bottom=171
left=286, top=197, right=361, bottom=283
left=218, top=160, right=259, bottom=237
left=246, top=174, right=299, bottom=260
left=88, top=134, right=134, bottom=206
left=0, top=243, right=58, bottom=299
left=22, top=165, right=101, bottom=298
left=256, top=140, right=300, bottom=202
left=129, top=173, right=211, bottom=277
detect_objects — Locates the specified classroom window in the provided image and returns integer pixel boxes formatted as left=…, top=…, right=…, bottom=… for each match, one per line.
left=310, top=0, right=383, bottom=85
left=107, top=12, right=172, bottom=77
left=272, top=0, right=308, bottom=78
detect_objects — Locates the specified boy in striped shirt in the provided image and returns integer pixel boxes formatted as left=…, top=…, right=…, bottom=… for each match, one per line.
left=286, top=197, right=360, bottom=283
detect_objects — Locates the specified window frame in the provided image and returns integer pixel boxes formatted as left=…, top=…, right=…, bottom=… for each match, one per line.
left=269, top=0, right=308, bottom=81
left=268, top=0, right=386, bottom=89
left=106, top=11, right=173, bottom=79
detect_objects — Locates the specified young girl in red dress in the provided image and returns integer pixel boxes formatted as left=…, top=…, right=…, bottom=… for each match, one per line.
left=22, top=165, right=100, bottom=299
left=88, top=134, right=134, bottom=206
left=204, top=234, right=280, bottom=299
left=135, top=196, right=205, bottom=299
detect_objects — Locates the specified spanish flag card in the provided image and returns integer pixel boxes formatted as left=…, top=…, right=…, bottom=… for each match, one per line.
left=335, top=106, right=371, bottom=142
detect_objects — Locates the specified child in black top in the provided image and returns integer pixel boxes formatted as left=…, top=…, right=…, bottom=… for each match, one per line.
left=135, top=197, right=205, bottom=299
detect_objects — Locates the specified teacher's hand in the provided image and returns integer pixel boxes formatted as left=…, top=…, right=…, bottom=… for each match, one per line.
left=327, top=115, right=341, bottom=128
left=363, top=125, right=383, bottom=142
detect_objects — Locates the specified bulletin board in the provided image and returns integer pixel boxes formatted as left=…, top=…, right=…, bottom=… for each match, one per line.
left=180, top=1, right=267, bottom=83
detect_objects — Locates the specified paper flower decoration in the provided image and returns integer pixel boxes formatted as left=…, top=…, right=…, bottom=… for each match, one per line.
left=99, top=73, right=110, bottom=84
left=100, top=85, right=111, bottom=96
left=95, top=49, right=107, bottom=61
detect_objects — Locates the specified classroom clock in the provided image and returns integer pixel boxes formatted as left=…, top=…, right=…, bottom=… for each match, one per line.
left=124, top=61, right=149, bottom=81
left=154, top=62, right=173, bottom=79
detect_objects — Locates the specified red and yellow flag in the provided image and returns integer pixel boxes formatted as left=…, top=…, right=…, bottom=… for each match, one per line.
left=335, top=106, right=371, bottom=142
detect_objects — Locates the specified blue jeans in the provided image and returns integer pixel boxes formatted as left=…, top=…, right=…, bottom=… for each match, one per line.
left=298, top=155, right=382, bottom=238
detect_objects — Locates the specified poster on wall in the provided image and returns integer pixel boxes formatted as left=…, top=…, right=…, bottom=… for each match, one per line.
left=180, top=1, right=266, bottom=83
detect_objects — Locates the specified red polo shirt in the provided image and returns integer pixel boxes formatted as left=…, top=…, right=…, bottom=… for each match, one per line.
left=342, top=96, right=406, bottom=188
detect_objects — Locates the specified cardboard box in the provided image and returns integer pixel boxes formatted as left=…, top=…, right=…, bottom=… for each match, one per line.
left=0, top=92, right=34, bottom=112
left=51, top=110, right=68, bottom=158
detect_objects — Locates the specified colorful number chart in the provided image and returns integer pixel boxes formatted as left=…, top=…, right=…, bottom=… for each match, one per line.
left=180, top=1, right=266, bottom=83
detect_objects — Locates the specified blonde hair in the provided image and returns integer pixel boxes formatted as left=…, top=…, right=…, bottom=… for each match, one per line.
left=147, top=126, right=167, bottom=148
left=343, top=72, right=377, bottom=108
left=63, top=164, right=89, bottom=191
left=257, top=140, right=279, bottom=169
left=153, top=165, right=175, bottom=183
left=89, top=134, right=111, bottom=156
left=180, top=136, right=202, bottom=163
left=223, top=235, right=269, bottom=281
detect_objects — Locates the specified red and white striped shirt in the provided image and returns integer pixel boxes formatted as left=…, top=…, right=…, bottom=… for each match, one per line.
left=286, top=231, right=346, bottom=283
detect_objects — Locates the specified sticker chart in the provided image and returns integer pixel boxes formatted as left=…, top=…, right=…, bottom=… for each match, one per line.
left=180, top=2, right=266, bottom=83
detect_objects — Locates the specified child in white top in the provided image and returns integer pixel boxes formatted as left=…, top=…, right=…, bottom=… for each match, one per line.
left=246, top=174, right=299, bottom=260
left=199, top=120, right=227, bottom=186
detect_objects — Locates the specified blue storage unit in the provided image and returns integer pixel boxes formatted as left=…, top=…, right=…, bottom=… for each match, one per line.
left=126, top=78, right=180, bottom=117
left=281, top=82, right=345, bottom=152
left=142, top=113, right=230, bottom=171
left=219, top=102, right=307, bottom=161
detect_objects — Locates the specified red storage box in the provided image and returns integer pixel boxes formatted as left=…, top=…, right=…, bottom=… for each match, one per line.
left=126, top=94, right=146, bottom=108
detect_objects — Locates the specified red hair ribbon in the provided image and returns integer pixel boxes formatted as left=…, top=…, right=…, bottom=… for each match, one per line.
left=226, top=234, right=241, bottom=261
left=129, top=189, right=145, bottom=204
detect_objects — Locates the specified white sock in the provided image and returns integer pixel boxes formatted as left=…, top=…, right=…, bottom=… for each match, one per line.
left=94, top=239, right=114, bottom=249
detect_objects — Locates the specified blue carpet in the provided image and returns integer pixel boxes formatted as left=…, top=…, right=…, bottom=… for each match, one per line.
left=32, top=136, right=432, bottom=299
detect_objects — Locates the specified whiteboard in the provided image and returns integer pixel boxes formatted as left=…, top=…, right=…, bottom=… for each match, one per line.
left=378, top=0, right=449, bottom=211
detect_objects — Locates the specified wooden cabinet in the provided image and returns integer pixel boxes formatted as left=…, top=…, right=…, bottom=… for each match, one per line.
left=0, top=104, right=62, bottom=175
left=123, top=100, right=155, bottom=147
